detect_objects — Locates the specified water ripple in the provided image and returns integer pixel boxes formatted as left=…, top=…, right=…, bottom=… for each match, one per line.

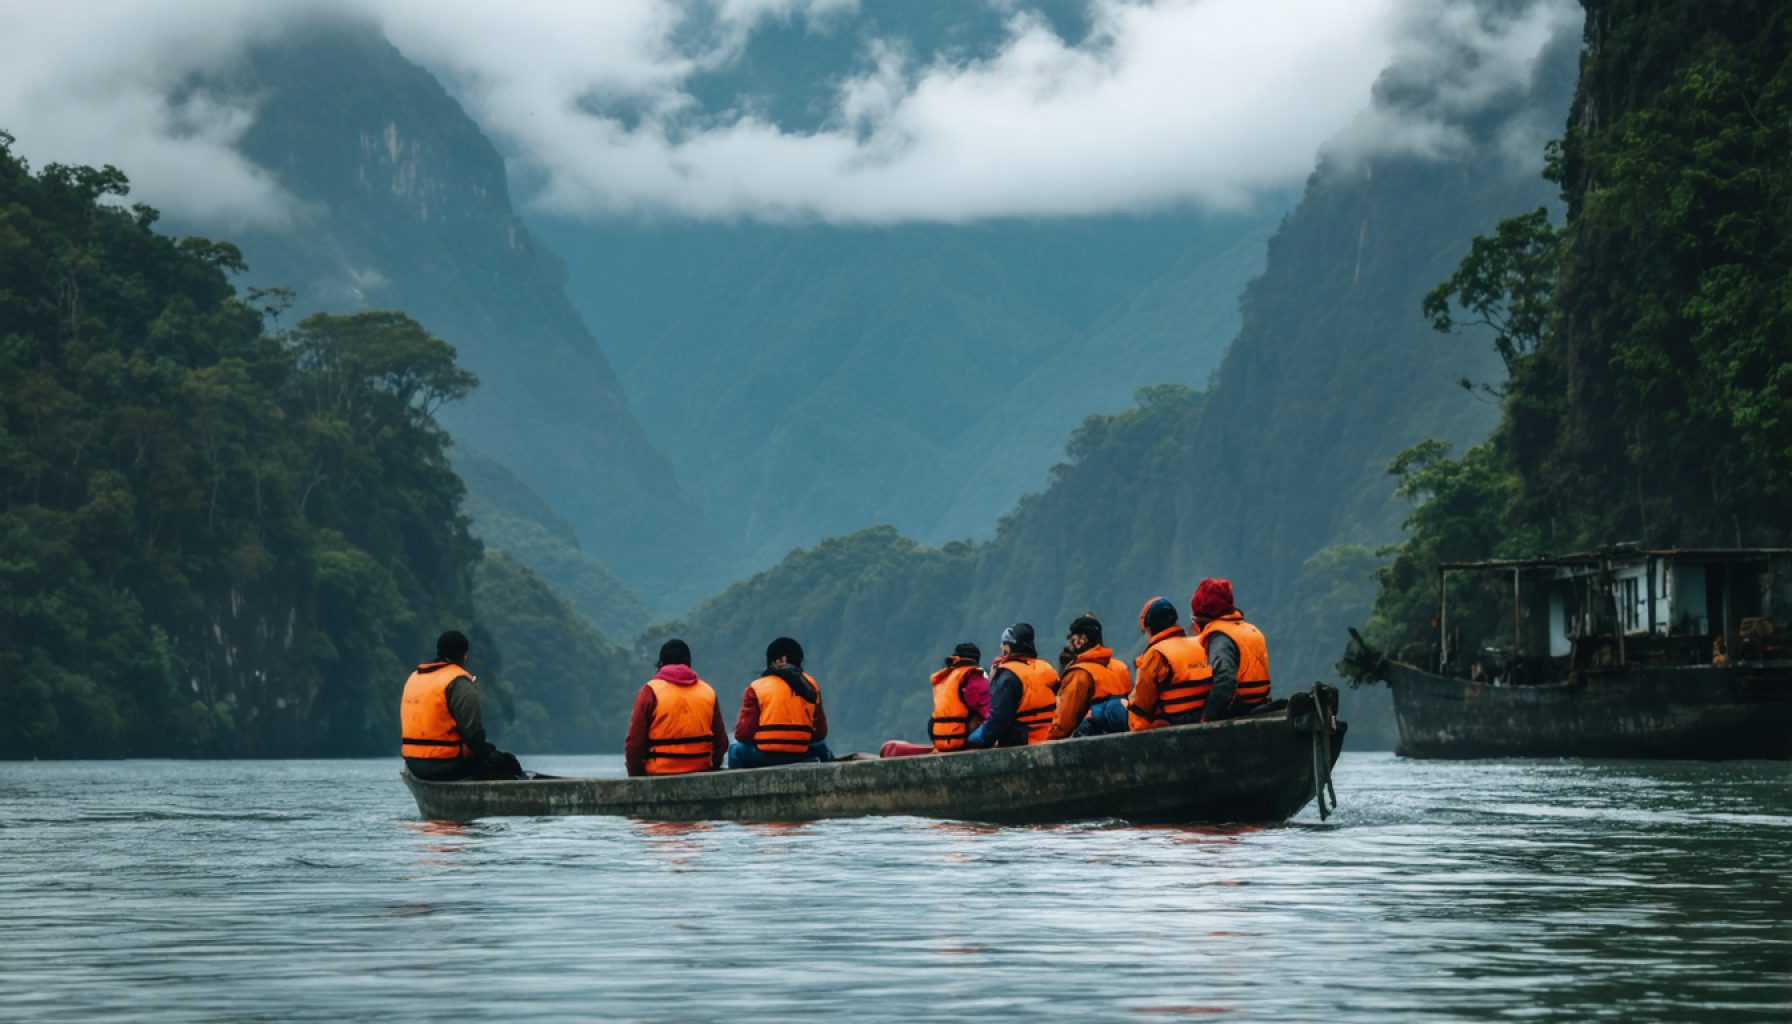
left=1, top=754, right=1788, bottom=1022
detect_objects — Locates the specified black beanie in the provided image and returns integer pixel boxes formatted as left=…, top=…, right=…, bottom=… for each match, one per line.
left=951, top=642, right=981, bottom=663
left=436, top=629, right=469, bottom=662
left=1068, top=613, right=1103, bottom=645
left=657, top=638, right=692, bottom=667
left=766, top=636, right=805, bottom=667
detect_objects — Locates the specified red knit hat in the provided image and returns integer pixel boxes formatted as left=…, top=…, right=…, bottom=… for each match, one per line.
left=1190, top=578, right=1236, bottom=621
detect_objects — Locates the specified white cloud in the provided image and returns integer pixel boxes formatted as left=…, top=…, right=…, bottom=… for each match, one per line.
left=0, top=0, right=1581, bottom=229
left=1326, top=0, right=1582, bottom=167
left=0, top=0, right=319, bottom=228
left=398, top=0, right=1410, bottom=222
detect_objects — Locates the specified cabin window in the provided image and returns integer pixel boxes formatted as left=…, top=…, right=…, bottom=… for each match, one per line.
left=1619, top=577, right=1640, bottom=632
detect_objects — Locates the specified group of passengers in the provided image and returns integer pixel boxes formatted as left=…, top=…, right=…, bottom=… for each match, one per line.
left=398, top=578, right=1269, bottom=782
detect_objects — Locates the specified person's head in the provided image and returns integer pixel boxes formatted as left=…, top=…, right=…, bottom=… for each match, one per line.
left=1190, top=578, right=1237, bottom=626
left=1000, top=623, right=1036, bottom=658
left=766, top=636, right=804, bottom=669
left=657, top=638, right=692, bottom=668
left=944, top=641, right=981, bottom=669
left=1139, top=596, right=1179, bottom=635
left=1067, top=613, right=1102, bottom=652
left=436, top=629, right=470, bottom=664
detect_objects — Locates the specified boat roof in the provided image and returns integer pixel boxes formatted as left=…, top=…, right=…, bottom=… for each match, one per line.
left=1439, top=547, right=1792, bottom=572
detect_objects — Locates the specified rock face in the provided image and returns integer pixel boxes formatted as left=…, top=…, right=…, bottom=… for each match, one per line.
left=200, top=21, right=713, bottom=609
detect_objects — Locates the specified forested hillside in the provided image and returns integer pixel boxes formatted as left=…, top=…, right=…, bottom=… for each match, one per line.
left=0, top=134, right=651, bottom=757
left=0, top=138, right=485, bottom=757
left=1356, top=0, right=1791, bottom=666
left=189, top=22, right=715, bottom=609
left=645, top=9, right=1582, bottom=751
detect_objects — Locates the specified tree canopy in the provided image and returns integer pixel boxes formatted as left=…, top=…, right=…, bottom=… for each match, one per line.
left=1352, top=0, right=1792, bottom=672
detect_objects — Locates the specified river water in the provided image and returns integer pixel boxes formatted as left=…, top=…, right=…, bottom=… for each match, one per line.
left=1, top=753, right=1787, bottom=1022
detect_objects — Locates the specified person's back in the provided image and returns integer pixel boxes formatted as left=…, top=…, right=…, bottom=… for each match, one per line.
left=968, top=624, right=1058, bottom=748
left=728, top=636, right=834, bottom=769
left=401, top=630, right=523, bottom=781
left=1128, top=597, right=1214, bottom=731
left=1191, top=579, right=1271, bottom=721
left=626, top=639, right=728, bottom=777
left=929, top=644, right=989, bottom=752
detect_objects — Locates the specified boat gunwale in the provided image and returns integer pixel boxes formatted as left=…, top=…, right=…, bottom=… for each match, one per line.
left=401, top=699, right=1344, bottom=825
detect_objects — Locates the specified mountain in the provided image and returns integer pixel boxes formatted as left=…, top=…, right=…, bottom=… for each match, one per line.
left=525, top=0, right=1293, bottom=580
left=455, top=450, right=652, bottom=641
left=645, top=7, right=1583, bottom=751
left=181, top=21, right=714, bottom=611
left=540, top=208, right=1285, bottom=575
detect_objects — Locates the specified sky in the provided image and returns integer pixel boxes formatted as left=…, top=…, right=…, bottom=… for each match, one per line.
left=0, top=0, right=1580, bottom=229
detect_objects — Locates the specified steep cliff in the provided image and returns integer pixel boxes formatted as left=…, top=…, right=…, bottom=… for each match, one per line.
left=193, top=22, right=713, bottom=610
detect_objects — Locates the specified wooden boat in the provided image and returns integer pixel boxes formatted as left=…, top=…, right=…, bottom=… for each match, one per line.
left=402, top=684, right=1346, bottom=825
left=1385, top=660, right=1792, bottom=759
left=1356, top=547, right=1792, bottom=760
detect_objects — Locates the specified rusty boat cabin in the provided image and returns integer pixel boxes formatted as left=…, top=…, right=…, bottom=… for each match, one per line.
left=1386, top=547, right=1792, bottom=759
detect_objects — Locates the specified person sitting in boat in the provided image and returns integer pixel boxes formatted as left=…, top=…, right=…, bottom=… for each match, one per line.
left=727, top=637, right=834, bottom=769
left=625, top=639, right=728, bottom=777
left=1127, top=596, right=1215, bottom=731
left=879, top=642, right=990, bottom=758
left=1190, top=579, right=1272, bottom=720
left=1049, top=613, right=1131, bottom=738
left=966, top=624, right=1058, bottom=748
left=400, top=630, right=525, bottom=781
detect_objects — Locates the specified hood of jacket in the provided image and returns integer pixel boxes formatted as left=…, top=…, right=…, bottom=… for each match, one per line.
left=653, top=664, right=701, bottom=686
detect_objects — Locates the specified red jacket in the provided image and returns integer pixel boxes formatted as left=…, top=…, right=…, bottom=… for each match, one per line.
left=624, top=665, right=729, bottom=777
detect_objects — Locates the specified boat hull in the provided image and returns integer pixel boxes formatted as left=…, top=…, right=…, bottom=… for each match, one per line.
left=1386, top=661, right=1792, bottom=759
left=403, top=689, right=1346, bottom=825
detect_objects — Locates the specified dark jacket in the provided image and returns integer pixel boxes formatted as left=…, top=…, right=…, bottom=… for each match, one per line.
left=966, top=656, right=1032, bottom=748
left=1202, top=632, right=1240, bottom=722
left=403, top=672, right=522, bottom=781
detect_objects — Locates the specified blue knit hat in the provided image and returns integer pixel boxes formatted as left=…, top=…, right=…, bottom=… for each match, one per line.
left=1139, top=597, right=1178, bottom=633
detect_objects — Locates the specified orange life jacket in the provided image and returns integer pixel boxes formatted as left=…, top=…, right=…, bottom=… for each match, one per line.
left=748, top=672, right=821, bottom=754
left=1129, top=628, right=1213, bottom=731
left=1199, top=613, right=1271, bottom=709
left=1063, top=646, right=1131, bottom=702
left=645, top=676, right=719, bottom=775
left=1001, top=656, right=1060, bottom=745
left=400, top=662, right=469, bottom=759
left=929, top=664, right=979, bottom=752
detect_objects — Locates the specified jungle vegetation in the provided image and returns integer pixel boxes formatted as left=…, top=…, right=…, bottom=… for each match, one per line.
left=1352, top=0, right=1791, bottom=670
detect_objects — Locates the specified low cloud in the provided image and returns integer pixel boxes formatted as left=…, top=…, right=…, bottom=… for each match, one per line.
left=1327, top=0, right=1583, bottom=167
left=0, top=0, right=1582, bottom=229
left=0, top=0, right=312, bottom=228
left=397, top=0, right=1409, bottom=222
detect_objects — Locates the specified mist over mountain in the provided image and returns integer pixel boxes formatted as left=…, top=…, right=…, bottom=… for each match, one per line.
left=515, top=0, right=1298, bottom=573
left=642, top=4, right=1581, bottom=751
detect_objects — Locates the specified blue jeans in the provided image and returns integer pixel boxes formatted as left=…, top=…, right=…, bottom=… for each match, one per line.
left=1073, top=696, right=1130, bottom=737
left=726, top=740, right=834, bottom=769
